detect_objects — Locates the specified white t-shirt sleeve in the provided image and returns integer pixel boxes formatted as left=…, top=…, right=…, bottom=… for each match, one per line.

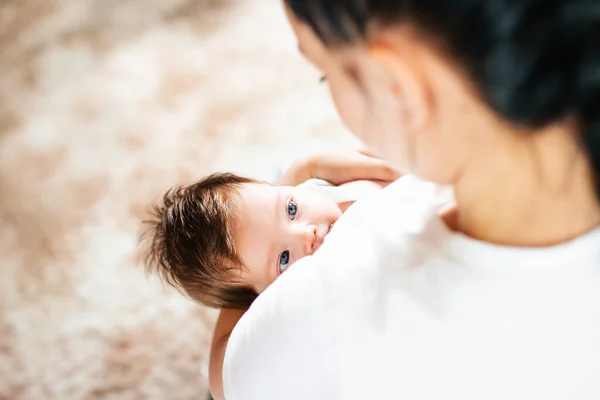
left=222, top=256, right=338, bottom=400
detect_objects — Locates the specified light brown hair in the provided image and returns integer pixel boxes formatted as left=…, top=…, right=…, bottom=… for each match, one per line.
left=143, top=173, right=259, bottom=309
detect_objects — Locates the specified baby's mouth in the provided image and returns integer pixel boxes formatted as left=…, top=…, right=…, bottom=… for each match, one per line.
left=312, top=223, right=335, bottom=254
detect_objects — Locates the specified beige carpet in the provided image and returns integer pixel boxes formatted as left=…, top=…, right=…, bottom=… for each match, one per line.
left=0, top=1, right=352, bottom=398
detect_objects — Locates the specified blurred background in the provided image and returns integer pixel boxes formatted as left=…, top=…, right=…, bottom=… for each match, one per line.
left=0, top=0, right=353, bottom=398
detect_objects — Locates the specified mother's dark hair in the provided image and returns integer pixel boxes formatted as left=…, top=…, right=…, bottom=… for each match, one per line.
left=285, top=0, right=600, bottom=197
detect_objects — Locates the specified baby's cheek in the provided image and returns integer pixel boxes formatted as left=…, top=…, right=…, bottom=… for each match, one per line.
left=332, top=212, right=342, bottom=223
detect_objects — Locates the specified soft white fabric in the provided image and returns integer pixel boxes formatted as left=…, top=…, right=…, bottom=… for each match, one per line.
left=223, top=176, right=600, bottom=400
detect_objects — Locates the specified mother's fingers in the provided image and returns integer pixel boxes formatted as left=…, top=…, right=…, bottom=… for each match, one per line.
left=357, top=147, right=379, bottom=158
left=365, top=158, right=402, bottom=181
left=341, top=155, right=401, bottom=183
left=289, top=147, right=402, bottom=186
left=371, top=179, right=399, bottom=189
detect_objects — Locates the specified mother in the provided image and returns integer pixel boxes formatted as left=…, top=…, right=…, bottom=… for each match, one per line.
left=212, top=1, right=600, bottom=399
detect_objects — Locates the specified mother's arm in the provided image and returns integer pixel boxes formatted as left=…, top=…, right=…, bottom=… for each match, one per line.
left=209, top=309, right=246, bottom=400
left=281, top=148, right=400, bottom=186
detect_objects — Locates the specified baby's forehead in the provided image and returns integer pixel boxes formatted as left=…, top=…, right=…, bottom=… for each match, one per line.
left=232, top=184, right=284, bottom=275
left=237, top=182, right=280, bottom=207
left=234, top=183, right=283, bottom=228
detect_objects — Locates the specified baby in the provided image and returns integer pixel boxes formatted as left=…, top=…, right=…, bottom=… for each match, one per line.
left=144, top=170, right=382, bottom=309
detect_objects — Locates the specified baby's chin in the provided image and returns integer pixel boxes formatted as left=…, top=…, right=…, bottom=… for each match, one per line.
left=321, top=221, right=336, bottom=244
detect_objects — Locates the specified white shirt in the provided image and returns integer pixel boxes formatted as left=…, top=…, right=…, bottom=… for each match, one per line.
left=223, top=176, right=600, bottom=400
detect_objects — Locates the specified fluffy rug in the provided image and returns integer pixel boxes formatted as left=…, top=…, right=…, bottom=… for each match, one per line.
left=0, top=1, right=351, bottom=398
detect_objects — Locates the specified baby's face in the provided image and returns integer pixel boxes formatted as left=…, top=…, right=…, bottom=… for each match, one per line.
left=233, top=182, right=342, bottom=293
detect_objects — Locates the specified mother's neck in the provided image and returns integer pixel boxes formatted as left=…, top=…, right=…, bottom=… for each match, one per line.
left=453, top=123, right=600, bottom=247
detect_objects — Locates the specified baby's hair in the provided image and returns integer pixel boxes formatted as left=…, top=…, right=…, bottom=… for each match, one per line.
left=143, top=173, right=259, bottom=309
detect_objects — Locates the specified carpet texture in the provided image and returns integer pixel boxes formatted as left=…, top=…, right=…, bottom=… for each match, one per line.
left=0, top=1, right=350, bottom=398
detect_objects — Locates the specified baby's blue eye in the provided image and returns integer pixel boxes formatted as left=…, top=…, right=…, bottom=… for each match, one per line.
left=287, top=200, right=298, bottom=220
left=279, top=250, right=290, bottom=273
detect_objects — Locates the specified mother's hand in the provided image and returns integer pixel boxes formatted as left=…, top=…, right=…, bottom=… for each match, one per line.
left=281, top=148, right=401, bottom=186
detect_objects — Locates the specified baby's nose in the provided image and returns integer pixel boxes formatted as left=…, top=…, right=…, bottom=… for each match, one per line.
left=299, top=225, right=317, bottom=256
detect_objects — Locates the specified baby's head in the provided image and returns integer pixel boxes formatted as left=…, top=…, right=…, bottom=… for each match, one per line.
left=144, top=173, right=341, bottom=309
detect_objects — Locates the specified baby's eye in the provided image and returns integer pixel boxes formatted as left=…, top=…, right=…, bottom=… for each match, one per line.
left=279, top=250, right=290, bottom=273
left=287, top=200, right=298, bottom=220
